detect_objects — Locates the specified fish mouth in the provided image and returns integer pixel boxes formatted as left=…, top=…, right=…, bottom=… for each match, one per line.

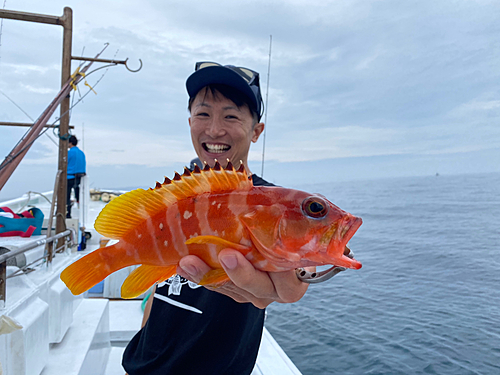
left=326, top=215, right=363, bottom=269
left=341, top=216, right=362, bottom=246
left=202, top=142, right=231, bottom=154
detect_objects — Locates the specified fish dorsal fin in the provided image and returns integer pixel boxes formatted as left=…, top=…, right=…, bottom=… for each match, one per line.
left=94, top=160, right=252, bottom=239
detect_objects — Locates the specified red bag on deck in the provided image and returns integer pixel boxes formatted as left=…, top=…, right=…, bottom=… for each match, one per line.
left=0, top=207, right=44, bottom=237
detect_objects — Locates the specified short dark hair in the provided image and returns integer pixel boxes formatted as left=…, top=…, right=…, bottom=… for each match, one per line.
left=69, top=135, right=78, bottom=146
left=188, top=84, right=259, bottom=125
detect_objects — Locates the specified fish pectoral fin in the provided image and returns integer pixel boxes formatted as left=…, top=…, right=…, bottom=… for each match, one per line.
left=199, top=268, right=230, bottom=287
left=185, top=235, right=252, bottom=254
left=121, top=265, right=177, bottom=299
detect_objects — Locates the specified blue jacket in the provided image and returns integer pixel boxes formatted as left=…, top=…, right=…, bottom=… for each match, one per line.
left=67, top=146, right=86, bottom=179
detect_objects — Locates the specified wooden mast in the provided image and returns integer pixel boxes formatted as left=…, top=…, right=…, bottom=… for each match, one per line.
left=56, top=7, right=73, bottom=239
left=0, top=7, right=73, bottom=239
left=0, top=7, right=141, bottom=240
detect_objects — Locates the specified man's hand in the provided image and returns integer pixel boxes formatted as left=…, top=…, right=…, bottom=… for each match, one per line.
left=177, top=249, right=312, bottom=309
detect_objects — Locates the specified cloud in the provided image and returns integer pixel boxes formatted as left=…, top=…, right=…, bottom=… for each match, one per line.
left=355, top=47, right=385, bottom=71
left=1, top=0, right=500, bottom=197
left=20, top=83, right=58, bottom=95
left=450, top=99, right=500, bottom=115
left=84, top=127, right=195, bottom=167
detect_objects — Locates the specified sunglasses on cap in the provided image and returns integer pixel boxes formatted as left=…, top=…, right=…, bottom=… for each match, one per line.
left=192, top=61, right=264, bottom=120
left=195, top=61, right=260, bottom=87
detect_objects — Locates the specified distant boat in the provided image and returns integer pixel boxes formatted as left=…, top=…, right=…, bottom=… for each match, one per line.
left=436, top=173, right=440, bottom=177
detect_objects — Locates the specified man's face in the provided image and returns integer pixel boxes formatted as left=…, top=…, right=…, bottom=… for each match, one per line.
left=189, top=88, right=264, bottom=171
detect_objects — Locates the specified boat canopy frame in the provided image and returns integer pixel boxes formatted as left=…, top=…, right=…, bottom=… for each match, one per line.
left=0, top=7, right=142, bottom=245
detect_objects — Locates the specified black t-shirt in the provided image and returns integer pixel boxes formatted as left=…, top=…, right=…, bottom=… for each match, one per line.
left=123, top=175, right=275, bottom=375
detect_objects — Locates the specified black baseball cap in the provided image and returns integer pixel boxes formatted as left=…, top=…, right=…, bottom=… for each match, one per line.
left=186, top=62, right=263, bottom=120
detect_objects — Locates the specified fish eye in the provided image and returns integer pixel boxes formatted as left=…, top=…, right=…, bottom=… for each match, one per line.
left=302, top=197, right=328, bottom=219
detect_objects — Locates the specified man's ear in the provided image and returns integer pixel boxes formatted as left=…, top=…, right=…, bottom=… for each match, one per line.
left=251, top=122, right=265, bottom=143
left=188, top=117, right=192, bottom=127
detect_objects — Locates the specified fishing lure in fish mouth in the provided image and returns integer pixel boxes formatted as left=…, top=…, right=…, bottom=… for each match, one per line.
left=296, top=246, right=356, bottom=283
left=60, top=160, right=362, bottom=299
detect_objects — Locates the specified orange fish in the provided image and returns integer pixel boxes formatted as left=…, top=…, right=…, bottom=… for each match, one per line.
left=60, top=161, right=362, bottom=299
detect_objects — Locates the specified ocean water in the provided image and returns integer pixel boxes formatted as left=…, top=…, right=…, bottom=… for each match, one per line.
left=266, top=172, right=500, bottom=375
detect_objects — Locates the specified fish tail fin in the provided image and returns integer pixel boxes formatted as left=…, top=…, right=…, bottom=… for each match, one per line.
left=60, top=243, right=132, bottom=295
left=121, top=265, right=177, bottom=299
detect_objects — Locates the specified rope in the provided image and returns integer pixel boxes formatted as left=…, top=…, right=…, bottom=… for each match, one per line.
left=0, top=89, right=58, bottom=146
left=15, top=191, right=53, bottom=213
left=0, top=52, right=119, bottom=172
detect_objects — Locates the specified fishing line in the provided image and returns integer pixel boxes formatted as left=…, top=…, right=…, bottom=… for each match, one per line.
left=47, top=43, right=114, bottom=139
left=260, top=35, right=272, bottom=178
left=0, top=0, right=7, bottom=73
left=0, top=89, right=34, bottom=122
left=69, top=47, right=90, bottom=118
left=65, top=46, right=118, bottom=125
left=0, top=120, right=53, bottom=171
left=0, top=89, right=59, bottom=147
left=1, top=52, right=120, bottom=172
left=54, top=57, right=119, bottom=133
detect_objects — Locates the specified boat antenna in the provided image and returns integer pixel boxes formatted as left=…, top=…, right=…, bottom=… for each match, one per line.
left=0, top=0, right=7, bottom=71
left=261, top=35, right=272, bottom=178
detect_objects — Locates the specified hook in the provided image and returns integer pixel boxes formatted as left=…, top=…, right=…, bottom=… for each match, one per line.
left=125, top=58, right=143, bottom=73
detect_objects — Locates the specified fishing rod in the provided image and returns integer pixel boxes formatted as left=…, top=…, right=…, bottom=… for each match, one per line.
left=261, top=35, right=272, bottom=178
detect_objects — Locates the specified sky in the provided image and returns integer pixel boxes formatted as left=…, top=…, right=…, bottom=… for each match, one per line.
left=0, top=0, right=499, bottom=200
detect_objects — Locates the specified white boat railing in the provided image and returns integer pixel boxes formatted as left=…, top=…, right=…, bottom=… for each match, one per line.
left=0, top=228, right=76, bottom=309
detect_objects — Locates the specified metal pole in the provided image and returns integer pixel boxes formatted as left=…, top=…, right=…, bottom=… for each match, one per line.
left=46, top=170, right=62, bottom=264
left=0, top=9, right=62, bottom=25
left=0, top=252, right=6, bottom=309
left=0, top=230, right=73, bottom=264
left=0, top=122, right=74, bottom=128
left=260, top=35, right=272, bottom=178
left=55, top=7, right=72, bottom=238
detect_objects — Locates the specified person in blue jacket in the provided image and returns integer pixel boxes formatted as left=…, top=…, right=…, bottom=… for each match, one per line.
left=66, top=135, right=86, bottom=218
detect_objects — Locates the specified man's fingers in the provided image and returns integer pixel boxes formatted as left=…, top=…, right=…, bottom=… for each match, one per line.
left=177, top=251, right=311, bottom=309
left=269, top=270, right=309, bottom=303
left=219, top=249, right=278, bottom=300
left=177, top=255, right=212, bottom=283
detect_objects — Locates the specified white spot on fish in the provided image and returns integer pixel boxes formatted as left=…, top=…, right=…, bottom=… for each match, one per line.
left=138, top=234, right=142, bottom=239
left=217, top=203, right=221, bottom=209
left=241, top=238, right=252, bottom=247
left=159, top=223, right=164, bottom=230
left=300, top=237, right=318, bottom=252
left=184, top=211, right=192, bottom=220
left=212, top=201, right=216, bottom=205
left=164, top=240, right=168, bottom=247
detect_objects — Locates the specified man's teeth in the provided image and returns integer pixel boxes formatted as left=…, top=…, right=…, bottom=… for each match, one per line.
left=205, top=144, right=229, bottom=153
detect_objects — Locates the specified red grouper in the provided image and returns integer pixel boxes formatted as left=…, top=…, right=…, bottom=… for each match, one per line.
left=60, top=161, right=362, bottom=299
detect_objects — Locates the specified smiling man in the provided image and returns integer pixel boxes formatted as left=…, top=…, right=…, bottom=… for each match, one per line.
left=122, top=62, right=310, bottom=375
left=188, top=85, right=263, bottom=173
left=187, top=62, right=264, bottom=173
